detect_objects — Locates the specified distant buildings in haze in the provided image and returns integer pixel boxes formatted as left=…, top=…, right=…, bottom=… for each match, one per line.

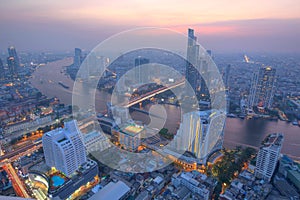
left=134, top=56, right=150, bottom=84
left=0, top=46, right=21, bottom=78
left=74, top=48, right=83, bottom=68
left=0, top=58, right=4, bottom=79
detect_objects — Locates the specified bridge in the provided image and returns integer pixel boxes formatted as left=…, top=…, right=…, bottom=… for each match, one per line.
left=121, top=80, right=185, bottom=108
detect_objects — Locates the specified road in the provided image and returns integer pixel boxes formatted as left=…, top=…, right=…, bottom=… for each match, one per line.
left=123, top=80, right=185, bottom=108
left=3, top=115, right=70, bottom=142
left=0, top=141, right=43, bottom=199
left=3, top=163, right=30, bottom=198
left=0, top=141, right=42, bottom=165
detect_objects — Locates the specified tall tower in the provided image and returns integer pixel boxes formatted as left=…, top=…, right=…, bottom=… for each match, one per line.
left=74, top=48, right=82, bottom=68
left=134, top=56, right=150, bottom=84
left=7, top=57, right=17, bottom=76
left=224, top=64, right=231, bottom=114
left=42, top=120, right=87, bottom=176
left=8, top=46, right=20, bottom=67
left=174, top=110, right=225, bottom=163
left=224, top=64, right=231, bottom=89
left=255, top=133, right=283, bottom=182
left=186, top=28, right=200, bottom=93
left=0, top=58, right=4, bottom=79
left=7, top=46, right=20, bottom=76
left=249, top=66, right=276, bottom=110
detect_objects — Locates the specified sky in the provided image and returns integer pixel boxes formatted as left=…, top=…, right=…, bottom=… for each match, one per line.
left=0, top=0, right=300, bottom=53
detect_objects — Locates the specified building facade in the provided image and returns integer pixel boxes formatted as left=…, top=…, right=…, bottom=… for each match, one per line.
left=4, top=115, right=52, bottom=135
left=172, top=172, right=212, bottom=200
left=84, top=130, right=111, bottom=153
left=0, top=58, right=4, bottom=80
left=74, top=48, right=82, bottom=68
left=7, top=46, right=20, bottom=76
left=134, top=56, right=150, bottom=84
left=42, top=120, right=87, bottom=176
left=186, top=28, right=200, bottom=93
left=255, top=133, right=284, bottom=182
left=174, top=110, right=225, bottom=163
left=113, top=122, right=145, bottom=152
left=248, top=66, right=276, bottom=110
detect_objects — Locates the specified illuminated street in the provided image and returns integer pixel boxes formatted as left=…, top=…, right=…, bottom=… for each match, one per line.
left=3, top=163, right=30, bottom=198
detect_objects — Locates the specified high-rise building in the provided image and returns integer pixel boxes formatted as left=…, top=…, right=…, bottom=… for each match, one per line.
left=224, top=64, right=231, bottom=114
left=74, top=48, right=82, bottom=68
left=0, top=58, right=4, bottom=79
left=134, top=56, right=150, bottom=84
left=8, top=46, right=20, bottom=67
left=224, top=64, right=231, bottom=89
left=255, top=133, right=284, bottom=182
left=7, top=46, right=20, bottom=76
left=248, top=66, right=276, bottom=110
left=7, top=57, right=17, bottom=76
left=174, top=110, right=225, bottom=163
left=186, top=28, right=200, bottom=92
left=42, top=120, right=87, bottom=176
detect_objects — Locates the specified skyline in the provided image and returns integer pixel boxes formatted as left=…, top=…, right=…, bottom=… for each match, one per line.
left=1, top=2, right=300, bottom=199
left=0, top=0, right=300, bottom=53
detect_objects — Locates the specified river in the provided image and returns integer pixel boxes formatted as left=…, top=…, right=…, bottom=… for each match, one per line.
left=29, top=58, right=300, bottom=161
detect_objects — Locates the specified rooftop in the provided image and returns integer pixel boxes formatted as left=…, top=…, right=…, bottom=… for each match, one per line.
left=261, top=133, right=284, bottom=148
left=84, top=131, right=104, bottom=142
left=120, top=123, right=144, bottom=136
left=89, top=180, right=130, bottom=200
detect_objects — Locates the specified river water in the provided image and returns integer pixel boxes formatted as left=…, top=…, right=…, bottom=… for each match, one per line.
left=29, top=58, right=300, bottom=161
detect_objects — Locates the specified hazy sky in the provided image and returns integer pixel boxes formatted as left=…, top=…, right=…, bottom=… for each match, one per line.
left=1, top=0, right=300, bottom=53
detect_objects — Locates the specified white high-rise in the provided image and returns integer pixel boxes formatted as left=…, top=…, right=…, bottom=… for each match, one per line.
left=42, top=120, right=87, bottom=176
left=255, top=133, right=283, bottom=182
left=174, top=110, right=225, bottom=163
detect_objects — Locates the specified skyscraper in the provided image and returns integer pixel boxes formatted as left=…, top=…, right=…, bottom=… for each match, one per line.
left=174, top=110, right=225, bottom=163
left=0, top=58, right=4, bottom=79
left=224, top=64, right=231, bottom=89
left=248, top=66, right=276, bottom=110
left=42, top=120, right=87, bottom=176
left=186, top=28, right=200, bottom=92
left=74, top=48, right=82, bottom=68
left=7, top=46, right=20, bottom=77
left=8, top=46, right=20, bottom=67
left=255, top=133, right=284, bottom=182
left=134, top=56, right=150, bottom=84
left=224, top=64, right=231, bottom=113
left=7, top=57, right=16, bottom=76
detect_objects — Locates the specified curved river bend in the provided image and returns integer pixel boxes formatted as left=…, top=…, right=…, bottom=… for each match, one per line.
left=30, top=58, right=300, bottom=161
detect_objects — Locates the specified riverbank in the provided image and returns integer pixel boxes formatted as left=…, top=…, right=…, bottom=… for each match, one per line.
left=29, top=58, right=300, bottom=161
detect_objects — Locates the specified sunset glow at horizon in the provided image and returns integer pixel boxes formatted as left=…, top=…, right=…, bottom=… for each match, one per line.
left=1, top=0, right=300, bottom=52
